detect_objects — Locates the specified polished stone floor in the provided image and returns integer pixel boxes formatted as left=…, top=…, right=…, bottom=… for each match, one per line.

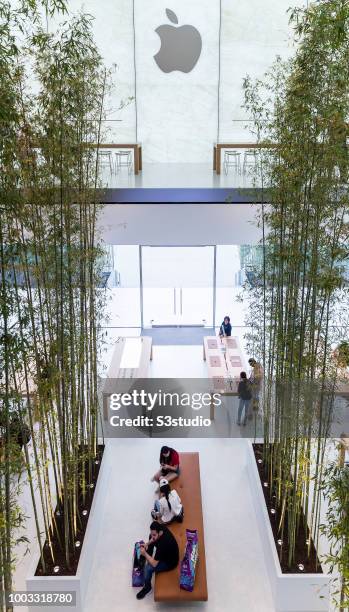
left=84, top=437, right=275, bottom=612
left=11, top=338, right=347, bottom=612
left=99, top=162, right=259, bottom=189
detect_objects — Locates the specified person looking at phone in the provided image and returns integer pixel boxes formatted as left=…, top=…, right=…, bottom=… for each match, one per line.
left=151, top=445, right=180, bottom=484
left=136, top=521, right=179, bottom=600
left=151, top=478, right=183, bottom=524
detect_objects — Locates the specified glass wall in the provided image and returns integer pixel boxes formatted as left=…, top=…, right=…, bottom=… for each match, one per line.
left=141, top=246, right=214, bottom=327
left=215, top=244, right=251, bottom=326
left=100, top=243, right=260, bottom=337
left=102, top=245, right=141, bottom=328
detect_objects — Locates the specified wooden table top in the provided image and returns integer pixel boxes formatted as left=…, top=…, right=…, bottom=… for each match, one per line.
left=106, top=336, right=152, bottom=379
left=214, top=142, right=277, bottom=148
left=91, top=143, right=142, bottom=148
left=203, top=336, right=248, bottom=393
left=102, top=336, right=152, bottom=419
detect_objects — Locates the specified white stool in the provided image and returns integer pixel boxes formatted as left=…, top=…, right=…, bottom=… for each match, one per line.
left=115, top=150, right=133, bottom=174
left=98, top=150, right=114, bottom=175
left=243, top=149, right=258, bottom=174
left=223, top=151, right=241, bottom=175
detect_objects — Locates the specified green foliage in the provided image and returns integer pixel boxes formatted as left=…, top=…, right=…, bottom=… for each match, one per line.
left=336, top=341, right=349, bottom=368
left=0, top=1, right=108, bottom=606
left=320, top=462, right=349, bottom=610
left=243, top=0, right=349, bottom=577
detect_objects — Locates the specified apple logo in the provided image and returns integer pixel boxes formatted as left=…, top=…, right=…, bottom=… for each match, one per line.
left=154, top=8, right=202, bottom=73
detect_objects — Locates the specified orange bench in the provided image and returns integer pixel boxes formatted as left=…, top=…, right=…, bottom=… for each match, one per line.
left=154, top=452, right=208, bottom=602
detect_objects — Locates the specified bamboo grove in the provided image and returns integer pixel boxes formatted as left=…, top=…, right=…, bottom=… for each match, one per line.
left=0, top=1, right=108, bottom=607
left=243, top=0, right=349, bottom=607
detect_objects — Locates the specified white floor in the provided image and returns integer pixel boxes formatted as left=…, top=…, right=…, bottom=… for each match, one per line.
left=99, top=162, right=259, bottom=189
left=100, top=332, right=254, bottom=380
left=12, top=334, right=347, bottom=612
left=84, top=438, right=275, bottom=612
left=12, top=340, right=270, bottom=612
left=149, top=345, right=207, bottom=378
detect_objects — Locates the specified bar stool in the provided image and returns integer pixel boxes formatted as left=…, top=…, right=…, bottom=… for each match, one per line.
left=242, top=149, right=258, bottom=174
left=223, top=150, right=241, bottom=175
left=98, top=150, right=114, bottom=175
left=115, top=150, right=133, bottom=174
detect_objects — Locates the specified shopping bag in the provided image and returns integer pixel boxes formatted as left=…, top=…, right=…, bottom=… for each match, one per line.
left=179, top=529, right=198, bottom=592
left=132, top=541, right=145, bottom=587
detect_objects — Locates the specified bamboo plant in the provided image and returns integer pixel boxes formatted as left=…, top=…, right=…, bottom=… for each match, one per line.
left=0, top=1, right=68, bottom=606
left=242, top=0, right=349, bottom=582
left=1, top=2, right=109, bottom=606
left=18, top=13, right=108, bottom=571
left=321, top=459, right=349, bottom=611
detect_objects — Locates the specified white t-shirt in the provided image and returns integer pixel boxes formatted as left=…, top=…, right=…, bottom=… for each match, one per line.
left=158, top=490, right=182, bottom=523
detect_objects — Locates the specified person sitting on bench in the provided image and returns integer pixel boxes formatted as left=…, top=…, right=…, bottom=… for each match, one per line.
left=151, top=445, right=180, bottom=484
left=151, top=478, right=183, bottom=524
left=136, top=521, right=179, bottom=600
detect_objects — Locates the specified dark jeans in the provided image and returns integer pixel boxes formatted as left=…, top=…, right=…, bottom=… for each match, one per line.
left=161, top=467, right=180, bottom=476
left=237, top=398, right=251, bottom=424
left=144, top=561, right=170, bottom=588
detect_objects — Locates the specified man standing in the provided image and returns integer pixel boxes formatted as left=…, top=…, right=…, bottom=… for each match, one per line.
left=136, top=521, right=179, bottom=600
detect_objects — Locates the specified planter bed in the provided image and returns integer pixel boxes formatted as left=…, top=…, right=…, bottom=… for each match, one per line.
left=246, top=440, right=331, bottom=612
left=27, top=444, right=110, bottom=612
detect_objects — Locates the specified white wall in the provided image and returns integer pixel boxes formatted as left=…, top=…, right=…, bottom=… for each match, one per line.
left=48, top=0, right=137, bottom=143
left=48, top=0, right=306, bottom=162
left=98, top=202, right=262, bottom=245
left=134, top=0, right=220, bottom=163
left=219, top=0, right=303, bottom=140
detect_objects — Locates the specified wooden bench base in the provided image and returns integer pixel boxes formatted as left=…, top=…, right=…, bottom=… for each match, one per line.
left=154, top=452, right=208, bottom=602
